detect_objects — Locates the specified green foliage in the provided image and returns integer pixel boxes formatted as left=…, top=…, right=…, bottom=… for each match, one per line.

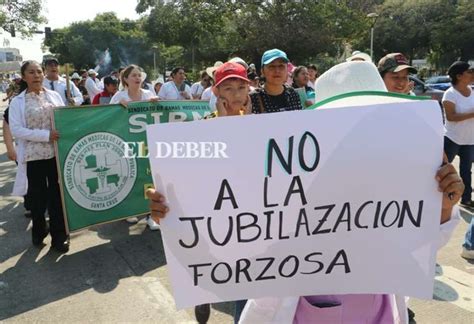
left=44, top=13, right=152, bottom=74
left=45, top=0, right=472, bottom=76
left=0, top=0, right=46, bottom=36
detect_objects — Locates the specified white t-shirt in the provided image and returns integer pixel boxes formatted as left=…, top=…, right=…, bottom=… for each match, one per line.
left=110, top=89, right=155, bottom=104
left=201, top=87, right=212, bottom=100
left=190, top=82, right=206, bottom=99
left=200, top=87, right=217, bottom=111
left=158, top=81, right=192, bottom=100
left=443, top=87, right=474, bottom=145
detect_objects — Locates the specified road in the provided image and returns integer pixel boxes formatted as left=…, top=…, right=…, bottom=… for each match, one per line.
left=0, top=93, right=472, bottom=323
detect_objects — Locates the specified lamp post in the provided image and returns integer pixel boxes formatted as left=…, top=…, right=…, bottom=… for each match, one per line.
left=367, top=13, right=379, bottom=60
left=152, top=45, right=158, bottom=78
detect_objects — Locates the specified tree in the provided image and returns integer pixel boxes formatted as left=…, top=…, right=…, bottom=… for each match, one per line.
left=44, top=13, right=152, bottom=75
left=429, top=0, right=474, bottom=69
left=140, top=0, right=371, bottom=71
left=0, top=0, right=46, bottom=36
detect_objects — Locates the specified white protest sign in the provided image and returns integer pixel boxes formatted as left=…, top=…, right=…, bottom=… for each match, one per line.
left=146, top=100, right=444, bottom=309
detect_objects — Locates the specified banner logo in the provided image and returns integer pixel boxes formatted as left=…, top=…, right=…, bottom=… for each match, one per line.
left=64, top=132, right=137, bottom=211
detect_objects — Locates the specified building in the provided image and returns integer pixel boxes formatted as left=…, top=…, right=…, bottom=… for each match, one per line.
left=0, top=47, right=22, bottom=74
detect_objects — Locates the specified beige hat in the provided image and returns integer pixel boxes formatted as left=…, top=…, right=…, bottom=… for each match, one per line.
left=71, top=72, right=81, bottom=80
left=87, top=69, right=97, bottom=75
left=206, top=61, right=224, bottom=80
left=346, top=51, right=372, bottom=63
left=228, top=57, right=249, bottom=70
left=313, top=61, right=415, bottom=109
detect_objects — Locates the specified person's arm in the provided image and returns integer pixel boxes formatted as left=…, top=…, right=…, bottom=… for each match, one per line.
left=70, top=83, right=84, bottom=106
left=2, top=119, right=16, bottom=161
left=436, top=155, right=464, bottom=224
left=443, top=100, right=474, bottom=122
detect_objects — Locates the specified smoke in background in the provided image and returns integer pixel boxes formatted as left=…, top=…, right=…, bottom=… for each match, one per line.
left=94, top=48, right=112, bottom=77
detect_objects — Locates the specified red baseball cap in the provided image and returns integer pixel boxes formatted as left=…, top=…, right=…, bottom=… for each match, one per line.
left=213, top=62, right=250, bottom=88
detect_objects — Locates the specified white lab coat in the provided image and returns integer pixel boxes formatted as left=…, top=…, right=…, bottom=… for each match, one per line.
left=85, top=77, right=102, bottom=100
left=8, top=89, right=65, bottom=196
left=239, top=208, right=461, bottom=324
left=42, top=77, right=83, bottom=106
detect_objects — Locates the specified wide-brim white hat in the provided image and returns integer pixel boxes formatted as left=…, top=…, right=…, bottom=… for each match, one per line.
left=346, top=51, right=372, bottom=63
left=206, top=61, right=224, bottom=79
left=312, top=61, right=416, bottom=109
left=228, top=57, right=249, bottom=70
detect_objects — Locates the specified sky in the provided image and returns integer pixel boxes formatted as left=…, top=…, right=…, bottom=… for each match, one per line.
left=1, top=0, right=141, bottom=61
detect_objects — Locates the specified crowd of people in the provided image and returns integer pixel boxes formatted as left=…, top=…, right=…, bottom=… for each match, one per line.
left=1, top=47, right=473, bottom=323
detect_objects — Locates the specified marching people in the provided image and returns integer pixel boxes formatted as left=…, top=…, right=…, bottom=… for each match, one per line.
left=2, top=100, right=32, bottom=217
left=250, top=48, right=303, bottom=114
left=148, top=49, right=303, bottom=323
left=9, top=60, right=70, bottom=253
left=377, top=53, right=417, bottom=94
left=291, top=65, right=316, bottom=107
left=307, top=64, right=318, bottom=89
left=42, top=58, right=84, bottom=106
left=154, top=77, right=164, bottom=95
left=2, top=74, right=22, bottom=103
left=190, top=70, right=211, bottom=99
left=109, top=64, right=160, bottom=230
left=71, top=72, right=90, bottom=105
left=157, top=67, right=192, bottom=100
left=442, top=61, right=474, bottom=209
left=92, top=75, right=119, bottom=105
left=85, top=69, right=102, bottom=101
left=146, top=61, right=464, bottom=324
left=441, top=61, right=474, bottom=260
left=201, top=61, right=224, bottom=111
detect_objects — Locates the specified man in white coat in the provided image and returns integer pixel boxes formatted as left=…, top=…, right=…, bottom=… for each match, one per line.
left=42, top=58, right=83, bottom=106
left=85, top=69, right=102, bottom=101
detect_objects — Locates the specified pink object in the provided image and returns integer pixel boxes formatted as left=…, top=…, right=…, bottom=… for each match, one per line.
left=293, top=294, right=396, bottom=324
left=287, top=62, right=296, bottom=74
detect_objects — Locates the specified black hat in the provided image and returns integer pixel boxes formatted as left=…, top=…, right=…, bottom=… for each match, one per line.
left=447, top=61, right=471, bottom=80
left=44, top=57, right=59, bottom=66
left=103, top=76, right=118, bottom=85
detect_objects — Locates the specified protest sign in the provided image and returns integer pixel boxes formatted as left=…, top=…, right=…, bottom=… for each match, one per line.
left=146, top=99, right=444, bottom=309
left=53, top=100, right=211, bottom=232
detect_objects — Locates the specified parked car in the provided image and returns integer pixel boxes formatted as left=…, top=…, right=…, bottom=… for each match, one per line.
left=425, top=75, right=451, bottom=91
left=410, top=76, right=445, bottom=103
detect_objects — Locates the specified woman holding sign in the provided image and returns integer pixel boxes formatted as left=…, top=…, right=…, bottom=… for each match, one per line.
left=9, top=60, right=69, bottom=253
left=110, top=64, right=160, bottom=230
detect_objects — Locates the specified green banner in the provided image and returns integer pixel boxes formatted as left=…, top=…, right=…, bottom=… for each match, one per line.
left=53, top=100, right=211, bottom=232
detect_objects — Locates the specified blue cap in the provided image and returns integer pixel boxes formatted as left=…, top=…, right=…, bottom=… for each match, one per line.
left=261, top=49, right=289, bottom=67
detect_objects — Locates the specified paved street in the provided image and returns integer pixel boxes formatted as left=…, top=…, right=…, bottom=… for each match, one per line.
left=0, top=94, right=472, bottom=323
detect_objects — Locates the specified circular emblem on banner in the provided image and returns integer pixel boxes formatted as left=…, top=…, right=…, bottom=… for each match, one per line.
left=63, top=132, right=137, bottom=211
